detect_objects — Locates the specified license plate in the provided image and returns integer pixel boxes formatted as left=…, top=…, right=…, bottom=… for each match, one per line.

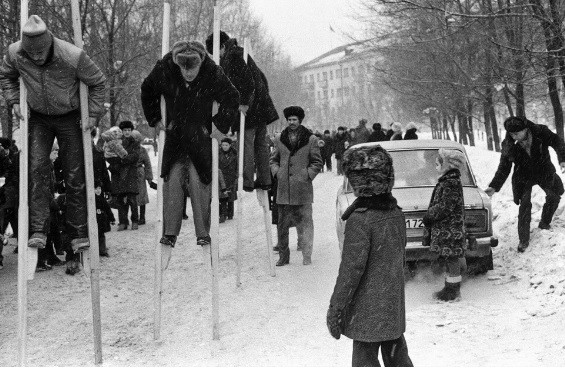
left=405, top=218, right=423, bottom=229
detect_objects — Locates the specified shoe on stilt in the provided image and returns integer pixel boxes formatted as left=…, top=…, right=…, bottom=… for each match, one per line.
left=517, top=241, right=529, bottom=253
left=276, top=247, right=290, bottom=266
left=117, top=224, right=127, bottom=231
left=131, top=222, right=139, bottom=230
left=138, top=218, right=146, bottom=225
left=196, top=235, right=211, bottom=246
left=159, top=235, right=177, bottom=248
left=71, top=237, right=90, bottom=253
left=65, top=259, right=81, bottom=276
left=303, top=256, right=312, bottom=265
left=219, top=215, right=226, bottom=223
left=433, top=277, right=461, bottom=301
left=538, top=222, right=551, bottom=230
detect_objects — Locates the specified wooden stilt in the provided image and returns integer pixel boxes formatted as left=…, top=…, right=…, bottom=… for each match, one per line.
left=154, top=0, right=170, bottom=341
left=70, top=0, right=103, bottom=364
left=17, top=1, right=30, bottom=366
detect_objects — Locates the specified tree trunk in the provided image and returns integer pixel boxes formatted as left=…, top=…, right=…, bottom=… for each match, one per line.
left=442, top=115, right=450, bottom=140
left=483, top=100, right=494, bottom=151
left=449, top=115, right=458, bottom=143
left=467, top=100, right=475, bottom=146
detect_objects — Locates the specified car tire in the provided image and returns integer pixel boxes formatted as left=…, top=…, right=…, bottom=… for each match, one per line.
left=466, top=250, right=493, bottom=276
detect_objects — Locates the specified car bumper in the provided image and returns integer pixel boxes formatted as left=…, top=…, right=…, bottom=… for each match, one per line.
left=405, top=237, right=496, bottom=261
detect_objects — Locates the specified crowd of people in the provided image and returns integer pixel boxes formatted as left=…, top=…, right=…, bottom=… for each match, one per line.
left=2, top=15, right=565, bottom=368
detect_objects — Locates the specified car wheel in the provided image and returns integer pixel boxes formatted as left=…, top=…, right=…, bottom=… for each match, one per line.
left=466, top=251, right=493, bottom=276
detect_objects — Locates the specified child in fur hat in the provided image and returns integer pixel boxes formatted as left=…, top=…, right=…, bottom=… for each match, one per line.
left=423, top=148, right=467, bottom=301
left=101, top=126, right=128, bottom=159
left=327, top=144, right=412, bottom=367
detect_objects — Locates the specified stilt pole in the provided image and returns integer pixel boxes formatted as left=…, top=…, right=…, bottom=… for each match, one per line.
left=70, top=0, right=103, bottom=364
left=210, top=1, right=221, bottom=341
left=154, top=0, right=170, bottom=341
left=17, top=0, right=30, bottom=366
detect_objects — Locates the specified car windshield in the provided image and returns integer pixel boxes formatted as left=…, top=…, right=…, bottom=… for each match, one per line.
left=345, top=148, right=475, bottom=191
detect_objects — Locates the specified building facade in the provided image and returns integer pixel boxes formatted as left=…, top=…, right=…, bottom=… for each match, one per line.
left=295, top=41, right=382, bottom=132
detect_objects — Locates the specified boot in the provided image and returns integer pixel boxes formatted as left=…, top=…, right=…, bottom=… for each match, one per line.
left=131, top=222, right=139, bottom=230
left=117, top=224, right=127, bottom=231
left=276, top=247, right=290, bottom=266
left=219, top=215, right=226, bottom=223
left=433, top=278, right=461, bottom=301
left=517, top=241, right=529, bottom=253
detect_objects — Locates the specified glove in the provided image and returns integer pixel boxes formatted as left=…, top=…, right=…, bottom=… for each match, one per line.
left=326, top=305, right=343, bottom=340
left=149, top=180, right=157, bottom=190
left=422, top=213, right=432, bottom=227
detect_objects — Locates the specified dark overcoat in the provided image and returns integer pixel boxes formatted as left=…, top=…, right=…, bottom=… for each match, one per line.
left=270, top=125, right=323, bottom=205
left=489, top=122, right=565, bottom=204
left=424, top=168, right=466, bottom=258
left=141, top=52, right=239, bottom=184
left=107, top=137, right=140, bottom=195
left=219, top=146, right=238, bottom=202
left=330, top=195, right=407, bottom=342
left=136, top=146, right=153, bottom=205
left=0, top=144, right=19, bottom=208
left=95, top=193, right=114, bottom=233
left=334, top=132, right=349, bottom=160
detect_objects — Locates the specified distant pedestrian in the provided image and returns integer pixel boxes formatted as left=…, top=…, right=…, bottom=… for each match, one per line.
left=423, top=149, right=467, bottom=301
left=355, top=118, right=371, bottom=144
left=390, top=122, right=403, bottom=140
left=270, top=106, right=322, bottom=266
left=403, top=122, right=418, bottom=140
left=328, top=144, right=413, bottom=367
left=368, top=122, right=387, bottom=142
left=219, top=137, right=238, bottom=221
left=95, top=180, right=114, bottom=257
left=132, top=130, right=156, bottom=225
left=321, top=130, right=334, bottom=172
left=485, top=116, right=565, bottom=252
left=334, top=126, right=349, bottom=175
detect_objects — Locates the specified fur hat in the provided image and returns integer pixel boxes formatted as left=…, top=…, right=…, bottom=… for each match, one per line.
left=372, top=122, right=382, bottom=131
left=337, top=126, right=346, bottom=131
left=342, top=145, right=395, bottom=196
left=131, top=130, right=143, bottom=143
left=172, top=41, right=206, bottom=70
left=101, top=126, right=123, bottom=141
left=283, top=106, right=305, bottom=122
left=438, top=148, right=466, bottom=172
left=205, top=31, right=231, bottom=54
left=504, top=116, right=530, bottom=133
left=391, top=122, right=402, bottom=133
left=119, top=120, right=134, bottom=131
left=21, top=15, right=52, bottom=53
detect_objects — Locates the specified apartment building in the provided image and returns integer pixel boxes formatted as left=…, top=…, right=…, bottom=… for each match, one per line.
left=295, top=41, right=381, bottom=131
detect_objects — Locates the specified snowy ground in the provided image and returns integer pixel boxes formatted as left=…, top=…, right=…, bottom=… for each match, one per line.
left=1, top=138, right=565, bottom=366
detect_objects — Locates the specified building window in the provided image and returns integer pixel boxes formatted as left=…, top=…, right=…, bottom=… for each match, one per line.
left=323, top=71, right=327, bottom=81
left=330, top=70, right=333, bottom=80
left=344, top=68, right=349, bottom=78
left=331, top=89, right=334, bottom=98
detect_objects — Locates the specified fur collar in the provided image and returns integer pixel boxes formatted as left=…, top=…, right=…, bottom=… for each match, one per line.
left=341, top=193, right=399, bottom=221
left=439, top=168, right=461, bottom=182
left=280, top=125, right=313, bottom=155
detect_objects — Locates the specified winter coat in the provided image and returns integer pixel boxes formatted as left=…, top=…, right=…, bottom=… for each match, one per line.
left=330, top=194, right=407, bottom=342
left=334, top=132, right=349, bottom=160
left=95, top=193, right=114, bottom=233
left=390, top=132, right=403, bottom=141
left=489, top=122, right=565, bottom=204
left=385, top=129, right=394, bottom=140
left=93, top=142, right=111, bottom=195
left=136, top=146, right=153, bottom=206
left=0, top=37, right=106, bottom=117
left=368, top=130, right=387, bottom=142
left=141, top=52, right=240, bottom=184
left=220, top=38, right=279, bottom=130
left=0, top=144, right=19, bottom=209
left=423, top=168, right=466, bottom=258
left=355, top=124, right=371, bottom=144
left=270, top=125, right=323, bottom=205
left=403, top=128, right=418, bottom=140
left=107, top=137, right=140, bottom=195
left=321, top=135, right=334, bottom=158
left=219, top=147, right=238, bottom=202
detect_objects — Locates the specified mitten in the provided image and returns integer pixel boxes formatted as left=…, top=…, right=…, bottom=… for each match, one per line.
left=326, top=304, right=342, bottom=340
left=422, top=213, right=432, bottom=227
left=149, top=180, right=157, bottom=190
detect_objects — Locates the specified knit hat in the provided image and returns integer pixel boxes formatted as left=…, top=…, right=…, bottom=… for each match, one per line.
left=119, top=120, right=134, bottom=131
left=0, top=137, right=12, bottom=149
left=205, top=31, right=231, bottom=54
left=21, top=15, right=52, bottom=53
left=438, top=148, right=466, bottom=172
left=172, top=41, right=206, bottom=70
left=283, top=106, right=305, bottom=122
left=504, top=116, right=529, bottom=133
left=342, top=145, right=395, bottom=196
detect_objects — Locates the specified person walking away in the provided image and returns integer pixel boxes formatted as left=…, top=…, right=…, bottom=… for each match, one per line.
left=334, top=127, right=349, bottom=175
left=327, top=144, right=413, bottom=367
left=270, top=106, right=322, bottom=266
left=390, top=122, right=403, bottom=140
left=206, top=31, right=279, bottom=192
left=95, top=180, right=114, bottom=257
left=423, top=149, right=467, bottom=301
left=485, top=116, right=565, bottom=252
left=219, top=138, right=238, bottom=221
left=403, top=122, right=418, bottom=140
left=321, top=130, right=334, bottom=172
left=354, top=118, right=371, bottom=144
left=141, top=40, right=239, bottom=251
left=368, top=122, right=387, bottom=142
left=0, top=15, right=106, bottom=253
left=132, top=130, right=157, bottom=225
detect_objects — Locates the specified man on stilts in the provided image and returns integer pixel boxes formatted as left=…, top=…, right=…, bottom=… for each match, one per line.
left=0, top=15, right=106, bottom=272
left=141, top=41, right=239, bottom=254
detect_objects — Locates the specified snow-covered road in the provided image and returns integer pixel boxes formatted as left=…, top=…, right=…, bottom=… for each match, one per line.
left=1, top=141, right=564, bottom=366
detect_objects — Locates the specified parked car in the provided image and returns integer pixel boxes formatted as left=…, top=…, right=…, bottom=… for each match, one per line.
left=335, top=139, right=498, bottom=273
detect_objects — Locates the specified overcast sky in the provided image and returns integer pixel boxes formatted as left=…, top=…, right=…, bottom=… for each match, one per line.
left=248, top=0, right=364, bottom=66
